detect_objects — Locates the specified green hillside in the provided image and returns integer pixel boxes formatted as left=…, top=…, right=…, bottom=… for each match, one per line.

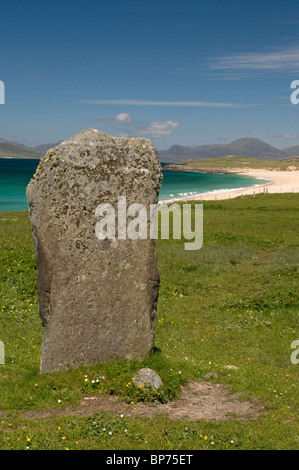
left=165, top=155, right=299, bottom=171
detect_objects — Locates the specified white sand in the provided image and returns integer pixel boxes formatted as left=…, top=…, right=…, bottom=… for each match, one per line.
left=160, top=168, right=299, bottom=204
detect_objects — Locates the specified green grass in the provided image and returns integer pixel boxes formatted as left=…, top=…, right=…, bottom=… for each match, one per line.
left=170, top=155, right=299, bottom=170
left=0, top=194, right=298, bottom=450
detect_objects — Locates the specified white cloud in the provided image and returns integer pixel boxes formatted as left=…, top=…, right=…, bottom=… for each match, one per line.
left=275, top=133, right=299, bottom=139
left=114, top=112, right=132, bottom=123
left=79, top=99, right=244, bottom=108
left=210, top=44, right=299, bottom=73
left=89, top=113, right=181, bottom=139
left=137, top=120, right=181, bottom=138
left=96, top=113, right=133, bottom=123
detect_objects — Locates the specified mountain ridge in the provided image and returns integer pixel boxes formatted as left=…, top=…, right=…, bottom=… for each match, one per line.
left=1, top=136, right=299, bottom=160
left=158, top=137, right=299, bottom=162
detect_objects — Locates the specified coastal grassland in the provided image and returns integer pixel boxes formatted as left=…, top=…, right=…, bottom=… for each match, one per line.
left=170, top=155, right=299, bottom=170
left=0, top=194, right=298, bottom=450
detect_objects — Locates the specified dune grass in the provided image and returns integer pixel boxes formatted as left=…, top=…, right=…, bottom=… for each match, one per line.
left=171, top=155, right=299, bottom=170
left=0, top=193, right=298, bottom=450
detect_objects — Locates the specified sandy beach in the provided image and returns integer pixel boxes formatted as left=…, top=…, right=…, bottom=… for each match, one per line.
left=160, top=168, right=299, bottom=204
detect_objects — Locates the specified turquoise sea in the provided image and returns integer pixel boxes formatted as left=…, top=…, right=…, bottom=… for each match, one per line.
left=0, top=158, right=271, bottom=211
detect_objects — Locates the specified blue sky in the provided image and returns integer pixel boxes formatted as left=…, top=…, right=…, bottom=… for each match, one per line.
left=1, top=0, right=299, bottom=150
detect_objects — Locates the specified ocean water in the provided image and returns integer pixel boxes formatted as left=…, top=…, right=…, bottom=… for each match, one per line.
left=159, top=167, right=271, bottom=201
left=0, top=158, right=270, bottom=211
left=0, top=158, right=40, bottom=211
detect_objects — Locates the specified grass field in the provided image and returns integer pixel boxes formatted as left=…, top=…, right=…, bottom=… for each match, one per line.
left=0, top=194, right=298, bottom=450
left=168, top=155, right=299, bottom=170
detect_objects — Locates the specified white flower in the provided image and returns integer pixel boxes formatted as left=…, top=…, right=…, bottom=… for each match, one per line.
left=58, top=399, right=62, bottom=404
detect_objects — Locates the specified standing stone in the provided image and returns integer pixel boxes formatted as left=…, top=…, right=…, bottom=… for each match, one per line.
left=27, top=129, right=162, bottom=373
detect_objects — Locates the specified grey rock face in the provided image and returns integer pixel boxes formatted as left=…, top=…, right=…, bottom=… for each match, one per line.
left=27, top=129, right=162, bottom=373
left=134, top=368, right=163, bottom=390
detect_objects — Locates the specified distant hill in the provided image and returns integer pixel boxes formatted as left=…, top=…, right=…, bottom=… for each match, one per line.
left=281, top=145, right=299, bottom=157
left=0, top=137, right=61, bottom=158
left=1, top=135, right=299, bottom=161
left=0, top=138, right=41, bottom=158
left=159, top=138, right=291, bottom=162
left=32, top=142, right=61, bottom=155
